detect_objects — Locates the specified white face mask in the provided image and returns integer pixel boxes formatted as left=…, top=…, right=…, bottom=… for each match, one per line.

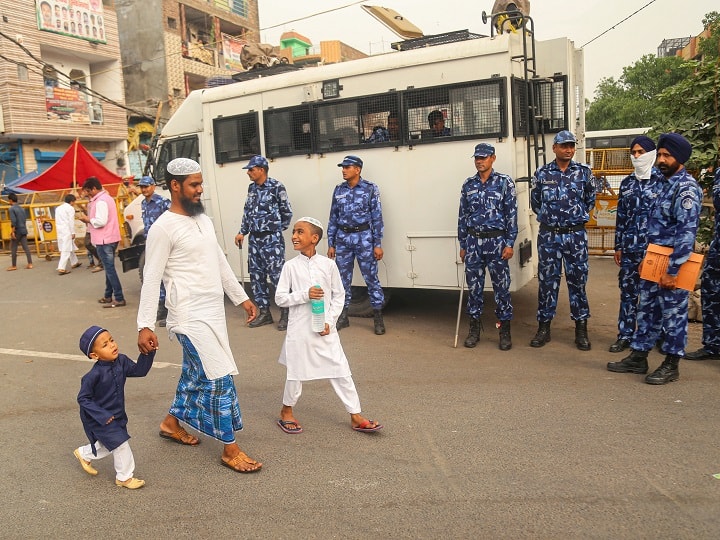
left=631, top=149, right=656, bottom=180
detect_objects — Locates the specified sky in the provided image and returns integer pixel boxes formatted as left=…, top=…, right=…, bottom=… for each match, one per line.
left=257, top=0, right=718, bottom=101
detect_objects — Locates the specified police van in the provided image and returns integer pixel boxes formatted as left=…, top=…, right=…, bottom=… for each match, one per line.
left=151, top=22, right=584, bottom=295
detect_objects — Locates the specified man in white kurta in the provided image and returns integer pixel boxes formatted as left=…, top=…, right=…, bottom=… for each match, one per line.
left=275, top=217, right=382, bottom=434
left=137, top=158, right=262, bottom=473
left=55, top=194, right=81, bottom=274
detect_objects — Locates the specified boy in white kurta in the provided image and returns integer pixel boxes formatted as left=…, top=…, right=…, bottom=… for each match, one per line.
left=275, top=217, right=383, bottom=434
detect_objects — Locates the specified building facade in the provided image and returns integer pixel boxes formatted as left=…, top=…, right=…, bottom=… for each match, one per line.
left=0, top=0, right=129, bottom=185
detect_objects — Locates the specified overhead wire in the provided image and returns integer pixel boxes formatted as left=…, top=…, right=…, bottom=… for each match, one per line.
left=580, top=0, right=658, bottom=48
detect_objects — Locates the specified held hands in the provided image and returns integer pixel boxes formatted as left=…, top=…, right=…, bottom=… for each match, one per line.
left=138, top=328, right=159, bottom=354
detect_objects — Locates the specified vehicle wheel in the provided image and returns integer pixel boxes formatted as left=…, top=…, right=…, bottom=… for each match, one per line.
left=347, top=286, right=391, bottom=318
left=138, top=251, right=145, bottom=284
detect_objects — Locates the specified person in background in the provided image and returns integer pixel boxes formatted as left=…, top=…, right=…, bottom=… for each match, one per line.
left=127, top=176, right=171, bottom=326
left=679, top=165, right=720, bottom=362
left=6, top=193, right=33, bottom=271
left=234, top=155, right=293, bottom=330
left=607, top=133, right=702, bottom=385
left=56, top=193, right=82, bottom=275
left=609, top=136, right=666, bottom=353
left=327, top=155, right=386, bottom=335
left=458, top=143, right=518, bottom=351
left=428, top=110, right=451, bottom=137
left=529, top=130, right=595, bottom=351
left=79, top=177, right=125, bottom=308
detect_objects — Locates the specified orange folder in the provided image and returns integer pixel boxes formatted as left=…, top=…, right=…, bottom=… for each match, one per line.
left=640, top=244, right=704, bottom=292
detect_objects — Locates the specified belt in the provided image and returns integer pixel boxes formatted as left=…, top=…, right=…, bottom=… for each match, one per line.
left=540, top=223, right=585, bottom=234
left=249, top=230, right=278, bottom=237
left=468, top=228, right=505, bottom=239
left=339, top=223, right=370, bottom=233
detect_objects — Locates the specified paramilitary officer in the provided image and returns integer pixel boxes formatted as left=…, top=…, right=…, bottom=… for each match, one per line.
left=138, top=176, right=171, bottom=326
left=458, top=142, right=518, bottom=350
left=685, top=165, right=720, bottom=361
left=609, top=136, right=665, bottom=353
left=327, top=155, right=386, bottom=335
left=234, top=155, right=293, bottom=330
left=530, top=130, right=596, bottom=351
left=607, top=133, right=702, bottom=384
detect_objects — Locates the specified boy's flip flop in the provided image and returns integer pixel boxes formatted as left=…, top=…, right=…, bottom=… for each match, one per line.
left=277, top=419, right=303, bottom=434
left=352, top=420, right=383, bottom=433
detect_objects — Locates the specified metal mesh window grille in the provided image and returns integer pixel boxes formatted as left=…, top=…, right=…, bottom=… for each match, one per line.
left=213, top=113, right=259, bottom=164
left=404, top=79, right=506, bottom=142
left=156, top=136, right=199, bottom=182
left=264, top=107, right=312, bottom=158
left=512, top=76, right=568, bottom=137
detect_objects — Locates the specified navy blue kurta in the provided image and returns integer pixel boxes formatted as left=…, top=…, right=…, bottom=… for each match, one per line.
left=78, top=352, right=155, bottom=454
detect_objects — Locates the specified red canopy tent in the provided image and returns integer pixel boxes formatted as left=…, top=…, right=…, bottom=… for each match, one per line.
left=17, top=140, right=123, bottom=192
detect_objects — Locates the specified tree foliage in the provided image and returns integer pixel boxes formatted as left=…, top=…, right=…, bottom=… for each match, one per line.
left=585, top=55, right=692, bottom=130
left=653, top=11, right=720, bottom=245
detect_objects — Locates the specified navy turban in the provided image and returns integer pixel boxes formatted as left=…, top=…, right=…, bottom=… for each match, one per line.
left=657, top=133, right=692, bottom=164
left=629, top=135, right=655, bottom=152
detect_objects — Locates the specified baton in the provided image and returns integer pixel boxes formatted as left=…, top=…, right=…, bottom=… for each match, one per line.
left=238, top=241, right=246, bottom=291
left=453, top=265, right=466, bottom=348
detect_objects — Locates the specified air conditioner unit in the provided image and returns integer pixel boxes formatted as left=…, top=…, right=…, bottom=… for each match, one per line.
left=89, top=102, right=103, bottom=124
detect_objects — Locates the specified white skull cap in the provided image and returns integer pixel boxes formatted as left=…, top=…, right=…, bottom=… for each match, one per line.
left=167, top=158, right=201, bottom=176
left=297, top=216, right=324, bottom=231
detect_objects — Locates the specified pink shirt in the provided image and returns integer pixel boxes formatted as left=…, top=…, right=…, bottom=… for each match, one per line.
left=87, top=190, right=121, bottom=245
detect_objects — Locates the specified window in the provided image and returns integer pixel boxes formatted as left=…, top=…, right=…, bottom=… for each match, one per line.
left=17, top=63, right=28, bottom=82
left=155, top=136, right=199, bottom=183
left=213, top=113, right=259, bottom=164
left=512, top=75, right=568, bottom=137
left=315, top=101, right=360, bottom=152
left=264, top=107, right=312, bottom=158
left=404, top=79, right=506, bottom=142
left=167, top=18, right=177, bottom=30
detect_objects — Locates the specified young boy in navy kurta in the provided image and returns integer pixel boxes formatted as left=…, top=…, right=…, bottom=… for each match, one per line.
left=74, top=326, right=155, bottom=489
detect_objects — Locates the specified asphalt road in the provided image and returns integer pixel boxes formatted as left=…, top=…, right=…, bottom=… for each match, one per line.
left=1, top=253, right=718, bottom=539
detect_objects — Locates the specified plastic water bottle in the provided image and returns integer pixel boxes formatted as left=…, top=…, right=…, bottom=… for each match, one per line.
left=310, top=285, right=325, bottom=332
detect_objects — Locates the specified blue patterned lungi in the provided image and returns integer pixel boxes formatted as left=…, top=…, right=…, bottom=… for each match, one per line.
left=169, top=334, right=243, bottom=443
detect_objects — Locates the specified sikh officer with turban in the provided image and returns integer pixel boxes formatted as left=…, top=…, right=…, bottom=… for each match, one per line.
left=607, top=133, right=702, bottom=385
left=609, top=136, right=666, bottom=353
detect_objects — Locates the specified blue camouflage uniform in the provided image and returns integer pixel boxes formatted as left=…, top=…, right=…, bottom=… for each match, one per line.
left=327, top=178, right=384, bottom=309
left=697, top=167, right=720, bottom=354
left=458, top=170, right=518, bottom=320
left=630, top=168, right=702, bottom=355
left=614, top=168, right=665, bottom=340
left=531, top=159, right=596, bottom=321
left=239, top=177, right=293, bottom=310
left=366, top=127, right=391, bottom=143
left=141, top=193, right=171, bottom=302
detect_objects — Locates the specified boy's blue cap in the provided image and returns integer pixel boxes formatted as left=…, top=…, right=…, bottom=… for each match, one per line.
left=242, top=155, right=268, bottom=169
left=337, top=155, right=363, bottom=168
left=472, top=143, right=495, bottom=158
left=79, top=325, right=107, bottom=358
left=138, top=176, right=155, bottom=186
left=553, top=130, right=577, bottom=144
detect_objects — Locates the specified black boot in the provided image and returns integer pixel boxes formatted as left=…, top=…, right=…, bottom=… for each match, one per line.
left=607, top=349, right=648, bottom=374
left=277, top=308, right=289, bottom=331
left=156, top=302, right=168, bottom=328
left=530, top=320, right=551, bottom=347
left=336, top=307, right=349, bottom=330
left=248, top=308, right=273, bottom=328
left=574, top=319, right=591, bottom=351
left=373, top=309, right=386, bottom=335
left=645, top=354, right=680, bottom=385
left=498, top=320, right=512, bottom=351
left=464, top=318, right=482, bottom=348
